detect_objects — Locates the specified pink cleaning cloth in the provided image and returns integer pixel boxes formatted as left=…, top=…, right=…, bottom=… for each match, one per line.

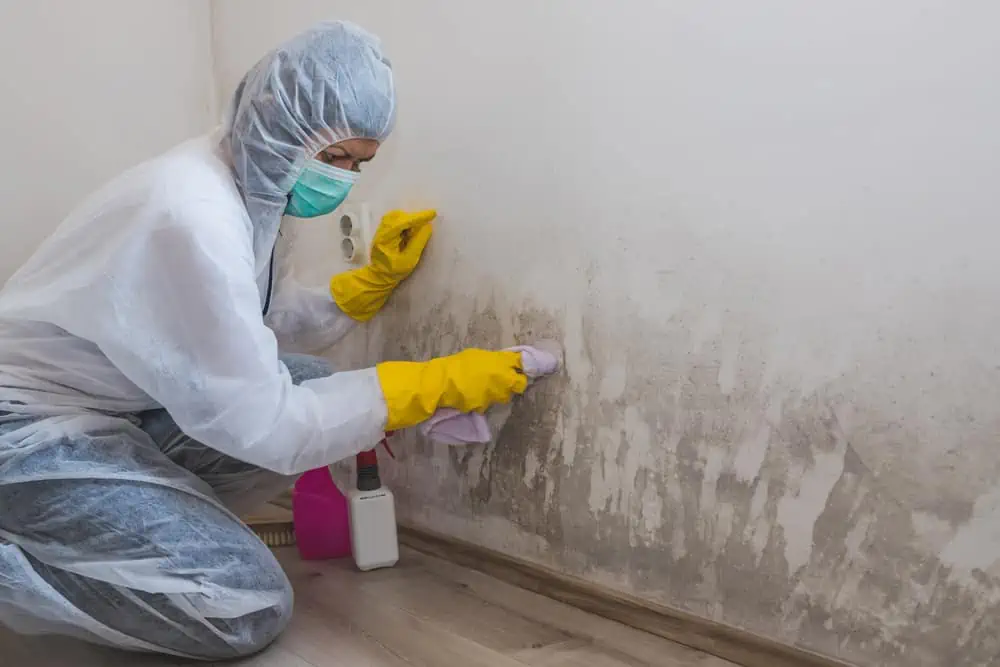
left=418, top=343, right=561, bottom=445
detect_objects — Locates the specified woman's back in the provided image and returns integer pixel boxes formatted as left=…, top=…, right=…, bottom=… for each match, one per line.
left=0, top=134, right=253, bottom=416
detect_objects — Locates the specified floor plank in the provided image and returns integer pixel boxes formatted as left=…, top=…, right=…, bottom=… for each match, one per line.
left=2, top=546, right=742, bottom=667
left=513, top=641, right=651, bottom=667
left=282, top=551, right=572, bottom=654
left=282, top=557, right=530, bottom=667
left=405, top=547, right=737, bottom=667
left=229, top=644, right=316, bottom=667
left=273, top=602, right=411, bottom=667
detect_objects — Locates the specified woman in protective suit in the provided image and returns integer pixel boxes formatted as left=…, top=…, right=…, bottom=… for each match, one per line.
left=0, top=21, right=525, bottom=658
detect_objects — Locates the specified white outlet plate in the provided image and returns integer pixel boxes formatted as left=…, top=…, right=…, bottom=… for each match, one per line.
left=336, top=202, right=375, bottom=265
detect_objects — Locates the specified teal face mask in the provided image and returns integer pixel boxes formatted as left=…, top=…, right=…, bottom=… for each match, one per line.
left=285, top=159, right=359, bottom=218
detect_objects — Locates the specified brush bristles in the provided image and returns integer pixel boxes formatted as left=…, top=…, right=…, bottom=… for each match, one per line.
left=248, top=522, right=296, bottom=548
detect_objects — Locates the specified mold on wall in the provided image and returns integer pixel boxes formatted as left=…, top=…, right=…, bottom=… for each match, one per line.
left=323, top=250, right=1000, bottom=667
left=214, top=1, right=1000, bottom=664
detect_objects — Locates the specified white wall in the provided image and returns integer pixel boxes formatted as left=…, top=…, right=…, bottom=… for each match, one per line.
left=212, top=2, right=1000, bottom=665
left=0, top=0, right=215, bottom=280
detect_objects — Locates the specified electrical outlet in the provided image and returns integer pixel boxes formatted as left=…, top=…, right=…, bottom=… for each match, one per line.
left=335, top=203, right=374, bottom=265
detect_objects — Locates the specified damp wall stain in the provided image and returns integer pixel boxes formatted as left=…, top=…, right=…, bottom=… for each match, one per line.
left=326, top=261, right=1000, bottom=667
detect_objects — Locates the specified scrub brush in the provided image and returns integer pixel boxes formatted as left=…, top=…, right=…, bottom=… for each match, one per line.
left=243, top=502, right=296, bottom=548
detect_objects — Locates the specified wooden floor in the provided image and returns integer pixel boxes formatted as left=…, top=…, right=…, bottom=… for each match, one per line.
left=3, top=546, right=737, bottom=667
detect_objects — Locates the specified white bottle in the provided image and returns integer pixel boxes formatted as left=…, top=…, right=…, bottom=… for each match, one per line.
left=348, top=449, right=399, bottom=571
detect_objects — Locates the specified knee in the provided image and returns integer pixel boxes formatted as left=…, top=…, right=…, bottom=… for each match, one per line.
left=15, top=536, right=296, bottom=661
left=280, top=353, right=334, bottom=385
left=221, top=574, right=295, bottom=658
left=187, top=564, right=295, bottom=660
left=164, top=534, right=295, bottom=660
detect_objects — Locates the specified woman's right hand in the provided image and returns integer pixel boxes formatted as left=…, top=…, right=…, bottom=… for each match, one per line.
left=376, top=349, right=527, bottom=430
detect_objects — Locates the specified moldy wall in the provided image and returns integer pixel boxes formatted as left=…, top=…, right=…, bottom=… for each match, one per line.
left=211, top=2, right=1000, bottom=665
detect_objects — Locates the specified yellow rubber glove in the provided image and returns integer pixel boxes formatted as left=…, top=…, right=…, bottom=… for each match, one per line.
left=377, top=349, right=529, bottom=430
left=330, top=209, right=436, bottom=322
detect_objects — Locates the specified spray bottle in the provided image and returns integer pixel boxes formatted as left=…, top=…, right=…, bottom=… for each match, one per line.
left=348, top=433, right=399, bottom=571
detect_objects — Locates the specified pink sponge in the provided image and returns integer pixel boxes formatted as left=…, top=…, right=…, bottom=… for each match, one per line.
left=293, top=467, right=352, bottom=560
left=417, top=342, right=562, bottom=445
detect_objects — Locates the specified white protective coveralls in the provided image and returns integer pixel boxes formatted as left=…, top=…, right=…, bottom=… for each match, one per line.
left=0, top=21, right=394, bottom=658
